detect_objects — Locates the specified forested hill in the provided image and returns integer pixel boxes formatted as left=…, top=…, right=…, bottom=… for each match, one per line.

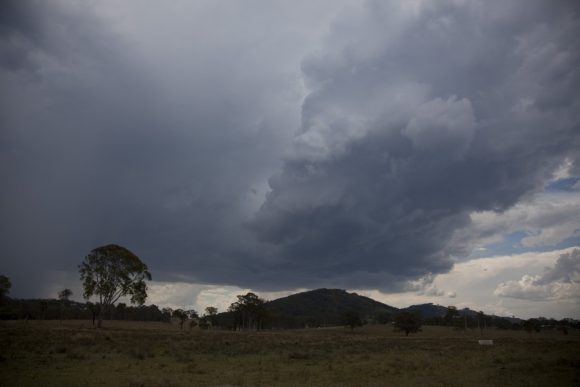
left=264, top=288, right=398, bottom=328
left=400, top=303, right=449, bottom=319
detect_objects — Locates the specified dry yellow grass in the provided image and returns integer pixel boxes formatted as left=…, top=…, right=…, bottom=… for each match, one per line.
left=1, top=320, right=579, bottom=386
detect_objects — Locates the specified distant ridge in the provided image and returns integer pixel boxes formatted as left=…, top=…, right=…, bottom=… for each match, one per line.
left=259, top=289, right=523, bottom=328
left=400, top=303, right=449, bottom=319
left=264, top=288, right=397, bottom=328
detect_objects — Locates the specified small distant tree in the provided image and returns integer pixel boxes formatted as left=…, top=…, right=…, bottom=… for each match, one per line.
left=444, top=306, right=458, bottom=326
left=205, top=306, right=218, bottom=328
left=172, top=309, right=188, bottom=330
left=59, top=288, right=73, bottom=301
left=190, top=318, right=199, bottom=329
left=187, top=309, right=199, bottom=320
left=477, top=311, right=485, bottom=335
left=58, top=288, right=73, bottom=323
left=0, top=275, right=11, bottom=304
left=394, top=312, right=422, bottom=336
left=161, top=307, right=173, bottom=323
left=79, top=244, right=151, bottom=328
left=187, top=309, right=199, bottom=330
left=343, top=311, right=364, bottom=330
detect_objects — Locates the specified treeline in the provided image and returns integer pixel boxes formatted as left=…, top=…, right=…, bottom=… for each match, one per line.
left=417, top=306, right=520, bottom=330
left=1, top=268, right=577, bottom=333
left=0, top=298, right=168, bottom=322
left=421, top=313, right=578, bottom=332
left=394, top=307, right=579, bottom=333
left=253, top=309, right=392, bottom=329
left=0, top=296, right=578, bottom=334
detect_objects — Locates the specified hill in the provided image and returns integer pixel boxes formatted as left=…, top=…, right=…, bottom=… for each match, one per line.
left=400, top=303, right=449, bottom=319
left=264, top=288, right=398, bottom=328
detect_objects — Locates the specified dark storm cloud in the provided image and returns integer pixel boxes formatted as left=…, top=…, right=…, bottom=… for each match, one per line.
left=1, top=1, right=579, bottom=296
left=248, top=0, right=580, bottom=290
left=0, top=0, right=145, bottom=293
left=0, top=0, right=302, bottom=295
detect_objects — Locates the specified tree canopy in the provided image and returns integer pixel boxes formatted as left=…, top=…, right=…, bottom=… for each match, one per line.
left=79, top=244, right=151, bottom=328
left=58, top=288, right=73, bottom=301
left=58, top=288, right=73, bottom=322
left=172, top=309, right=188, bottom=329
left=205, top=306, right=218, bottom=317
left=342, top=311, right=364, bottom=330
left=394, top=312, right=422, bottom=336
left=228, top=292, right=267, bottom=331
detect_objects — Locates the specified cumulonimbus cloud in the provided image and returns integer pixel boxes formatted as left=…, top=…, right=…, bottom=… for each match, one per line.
left=248, top=0, right=580, bottom=290
left=1, top=0, right=579, bottom=296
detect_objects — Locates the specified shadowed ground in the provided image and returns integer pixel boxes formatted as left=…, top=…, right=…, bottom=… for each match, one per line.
left=1, top=320, right=579, bottom=386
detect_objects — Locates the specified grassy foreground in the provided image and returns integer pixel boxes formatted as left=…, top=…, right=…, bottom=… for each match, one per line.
left=1, top=320, right=579, bottom=386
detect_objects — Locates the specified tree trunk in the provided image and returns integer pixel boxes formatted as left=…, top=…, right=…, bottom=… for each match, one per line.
left=97, top=305, right=104, bottom=328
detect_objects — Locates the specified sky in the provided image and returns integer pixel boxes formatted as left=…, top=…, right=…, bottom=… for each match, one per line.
left=1, top=0, right=579, bottom=320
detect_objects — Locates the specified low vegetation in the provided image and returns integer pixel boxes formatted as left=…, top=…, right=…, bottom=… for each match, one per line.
left=1, top=259, right=578, bottom=386
left=1, top=320, right=578, bottom=386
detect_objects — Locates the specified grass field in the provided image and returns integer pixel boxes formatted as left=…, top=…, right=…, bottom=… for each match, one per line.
left=1, top=320, right=579, bottom=386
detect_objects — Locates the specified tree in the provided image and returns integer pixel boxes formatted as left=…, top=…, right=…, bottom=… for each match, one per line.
left=343, top=311, right=364, bottom=330
left=86, top=301, right=100, bottom=326
left=79, top=244, right=151, bottom=328
left=161, top=307, right=173, bottom=323
left=190, top=318, right=199, bottom=329
left=205, top=306, right=218, bottom=328
left=187, top=309, right=199, bottom=330
left=228, top=292, right=267, bottom=331
left=59, top=288, right=73, bottom=301
left=444, top=306, right=458, bottom=326
left=58, top=288, right=73, bottom=323
left=0, top=275, right=11, bottom=304
left=477, top=311, right=485, bottom=334
left=172, top=309, right=188, bottom=330
left=394, top=312, right=422, bottom=336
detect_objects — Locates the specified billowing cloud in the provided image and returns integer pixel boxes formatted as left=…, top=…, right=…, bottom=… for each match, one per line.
left=249, top=0, right=580, bottom=289
left=402, top=96, right=475, bottom=159
left=1, top=1, right=579, bottom=301
left=355, top=247, right=580, bottom=319
left=494, top=249, right=580, bottom=301
left=404, top=273, right=456, bottom=298
left=454, top=191, right=580, bottom=250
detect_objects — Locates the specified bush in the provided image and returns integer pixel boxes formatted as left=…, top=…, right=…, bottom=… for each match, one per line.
left=394, top=312, right=422, bottom=336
